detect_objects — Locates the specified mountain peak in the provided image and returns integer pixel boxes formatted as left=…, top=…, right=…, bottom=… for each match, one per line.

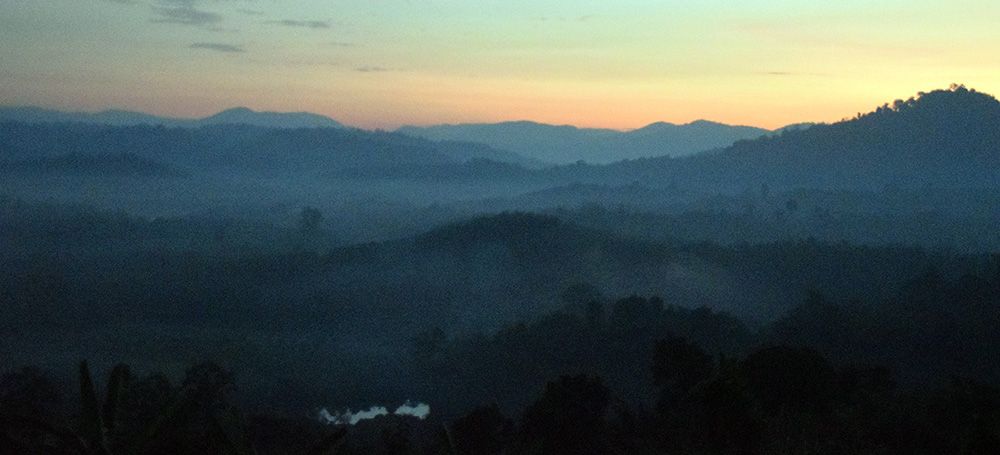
left=0, top=105, right=346, bottom=129
left=217, top=107, right=256, bottom=115
left=686, top=119, right=727, bottom=127
left=201, top=107, right=344, bottom=129
left=861, top=84, right=999, bottom=122
left=635, top=121, right=679, bottom=130
left=630, top=119, right=768, bottom=137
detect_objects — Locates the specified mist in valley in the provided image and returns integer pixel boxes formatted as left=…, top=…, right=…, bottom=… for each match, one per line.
left=3, top=1, right=1000, bottom=451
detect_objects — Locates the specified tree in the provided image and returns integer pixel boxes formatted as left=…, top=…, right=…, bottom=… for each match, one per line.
left=652, top=336, right=713, bottom=407
left=739, top=346, right=835, bottom=416
left=0, top=367, right=62, bottom=420
left=520, top=375, right=612, bottom=455
left=298, top=206, right=323, bottom=235
left=560, top=283, right=603, bottom=308
left=785, top=198, right=799, bottom=213
left=448, top=404, right=512, bottom=455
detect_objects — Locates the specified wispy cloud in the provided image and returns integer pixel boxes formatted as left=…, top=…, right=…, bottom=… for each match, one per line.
left=152, top=4, right=222, bottom=26
left=355, top=66, right=397, bottom=73
left=757, top=71, right=829, bottom=77
left=190, top=42, right=244, bottom=53
left=533, top=15, right=596, bottom=22
left=284, top=59, right=341, bottom=67
left=265, top=19, right=330, bottom=29
left=236, top=8, right=264, bottom=16
left=327, top=41, right=357, bottom=47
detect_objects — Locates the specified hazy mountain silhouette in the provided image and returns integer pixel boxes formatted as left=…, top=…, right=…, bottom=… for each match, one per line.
left=0, top=106, right=345, bottom=129
left=555, top=85, right=1000, bottom=191
left=769, top=122, right=817, bottom=135
left=426, top=140, right=547, bottom=168
left=1, top=152, right=182, bottom=178
left=4, top=85, right=996, bottom=195
left=397, top=119, right=771, bottom=164
left=0, top=121, right=537, bottom=174
left=198, top=107, right=344, bottom=128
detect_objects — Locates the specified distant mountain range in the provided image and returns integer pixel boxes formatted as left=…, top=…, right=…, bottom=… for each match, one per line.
left=3, top=86, right=996, bottom=192
left=591, top=85, right=1000, bottom=191
left=0, top=106, right=345, bottom=129
left=1, top=105, right=789, bottom=164
left=0, top=121, right=540, bottom=177
left=397, top=119, right=779, bottom=164
left=1, top=105, right=798, bottom=165
left=354, top=86, right=1000, bottom=193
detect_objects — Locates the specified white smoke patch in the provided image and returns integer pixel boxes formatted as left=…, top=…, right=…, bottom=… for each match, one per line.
left=318, top=406, right=388, bottom=425
left=318, top=401, right=430, bottom=425
left=394, top=401, right=430, bottom=419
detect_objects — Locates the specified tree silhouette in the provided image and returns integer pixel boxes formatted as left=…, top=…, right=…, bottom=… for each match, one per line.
left=448, top=404, right=512, bottom=455
left=299, top=206, right=323, bottom=235
left=652, top=336, right=713, bottom=409
left=520, top=375, right=612, bottom=455
left=739, top=346, right=835, bottom=416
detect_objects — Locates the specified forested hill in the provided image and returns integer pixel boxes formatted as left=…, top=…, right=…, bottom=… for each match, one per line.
left=398, top=119, right=770, bottom=164
left=577, top=85, right=1000, bottom=191
left=0, top=121, right=535, bottom=174
left=0, top=106, right=345, bottom=129
left=329, top=86, right=1000, bottom=194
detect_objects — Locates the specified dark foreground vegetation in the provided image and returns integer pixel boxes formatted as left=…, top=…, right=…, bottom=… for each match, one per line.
left=5, top=323, right=1000, bottom=453
left=4, top=214, right=1000, bottom=453
left=4, top=86, right=1000, bottom=453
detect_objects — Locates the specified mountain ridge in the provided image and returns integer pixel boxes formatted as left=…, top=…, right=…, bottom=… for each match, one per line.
left=397, top=119, right=776, bottom=164
left=582, top=85, right=1000, bottom=191
left=0, top=105, right=345, bottom=129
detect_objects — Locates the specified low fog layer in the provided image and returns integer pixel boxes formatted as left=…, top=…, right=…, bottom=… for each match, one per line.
left=4, top=86, right=1000, bottom=453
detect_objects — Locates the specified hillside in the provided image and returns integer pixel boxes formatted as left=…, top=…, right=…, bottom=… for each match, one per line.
left=0, top=152, right=182, bottom=178
left=0, top=106, right=346, bottom=129
left=397, top=120, right=770, bottom=164
left=0, top=121, right=533, bottom=175
left=555, top=86, right=1000, bottom=192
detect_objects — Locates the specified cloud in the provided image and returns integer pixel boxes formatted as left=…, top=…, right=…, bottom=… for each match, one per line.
left=757, top=71, right=829, bottom=77
left=265, top=19, right=331, bottom=29
left=533, top=15, right=596, bottom=22
left=204, top=26, right=240, bottom=33
left=282, top=59, right=341, bottom=67
left=327, top=41, right=356, bottom=47
left=190, top=42, right=244, bottom=53
left=152, top=4, right=222, bottom=26
left=236, top=8, right=264, bottom=16
left=355, top=66, right=394, bottom=73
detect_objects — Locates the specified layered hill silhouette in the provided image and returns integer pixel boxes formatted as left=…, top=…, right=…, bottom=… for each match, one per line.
left=2, top=85, right=996, bottom=193
left=316, top=211, right=950, bottom=329
left=340, top=86, right=1000, bottom=193
left=3, top=105, right=778, bottom=164
left=0, top=152, right=182, bottom=178
left=0, top=121, right=536, bottom=174
left=0, top=106, right=345, bottom=129
left=584, top=85, right=1000, bottom=191
left=448, top=85, right=994, bottom=192
left=397, top=119, right=772, bottom=164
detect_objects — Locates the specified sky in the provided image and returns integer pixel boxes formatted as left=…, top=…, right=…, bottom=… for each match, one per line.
left=1, top=0, right=999, bottom=130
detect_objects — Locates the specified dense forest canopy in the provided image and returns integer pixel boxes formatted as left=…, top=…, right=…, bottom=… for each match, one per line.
left=4, top=86, right=1000, bottom=453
